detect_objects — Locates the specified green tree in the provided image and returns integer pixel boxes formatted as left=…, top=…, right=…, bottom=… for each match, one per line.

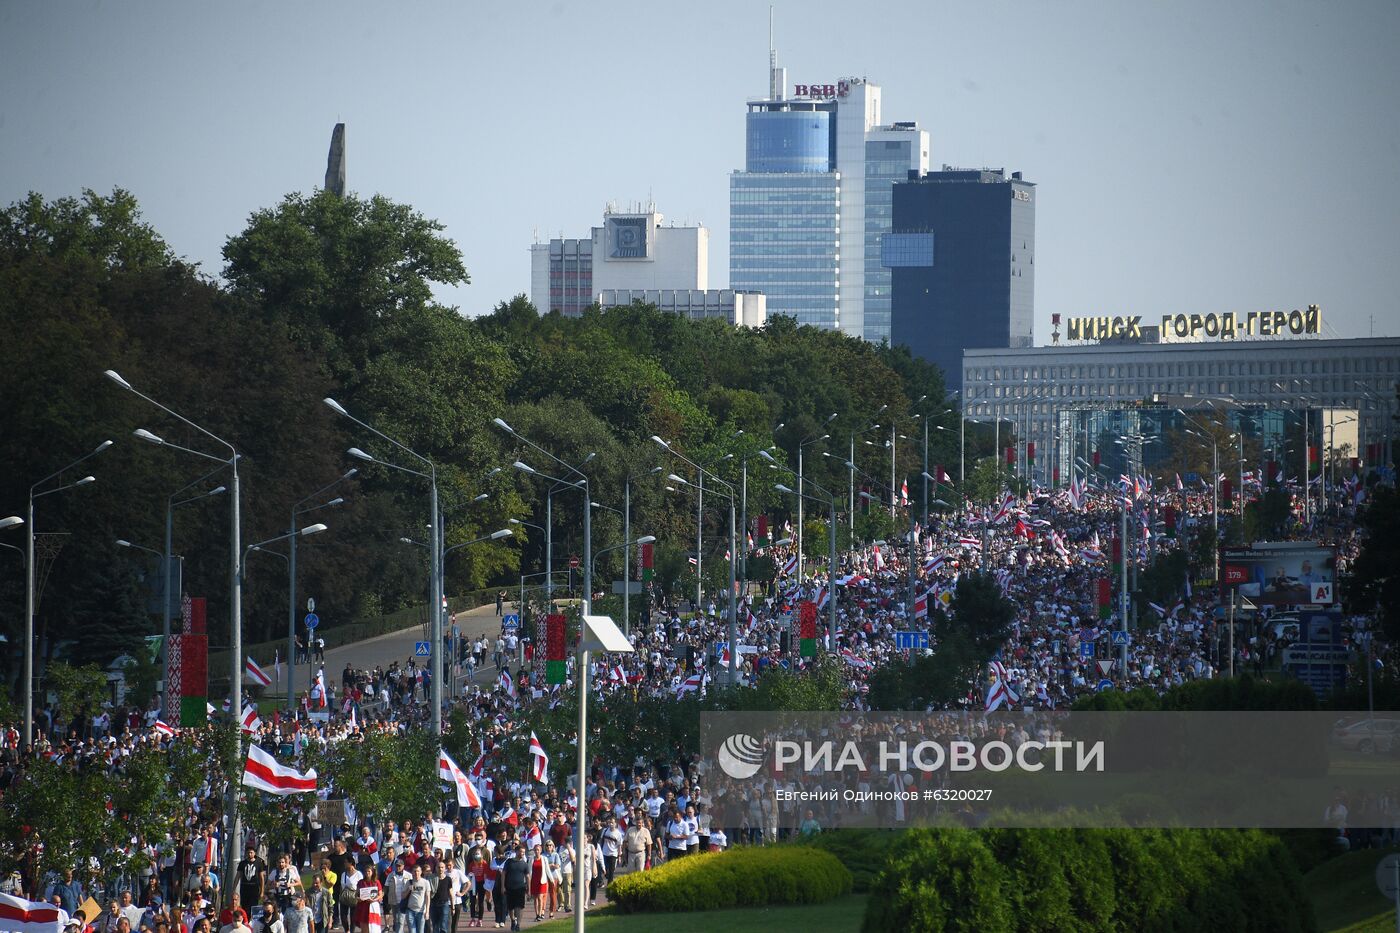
left=222, top=190, right=468, bottom=375
left=947, top=570, right=1017, bottom=660
left=964, top=457, right=1010, bottom=507
left=1348, top=485, right=1400, bottom=641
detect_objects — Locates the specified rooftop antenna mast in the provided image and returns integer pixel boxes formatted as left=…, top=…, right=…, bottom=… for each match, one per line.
left=769, top=7, right=785, bottom=100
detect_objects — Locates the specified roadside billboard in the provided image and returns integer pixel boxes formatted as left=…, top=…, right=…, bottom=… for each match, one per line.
left=1219, top=542, right=1337, bottom=606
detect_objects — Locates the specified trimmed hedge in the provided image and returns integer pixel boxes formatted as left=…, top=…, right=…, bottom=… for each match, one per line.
left=862, top=828, right=1318, bottom=933
left=794, top=828, right=907, bottom=892
left=607, top=845, right=852, bottom=914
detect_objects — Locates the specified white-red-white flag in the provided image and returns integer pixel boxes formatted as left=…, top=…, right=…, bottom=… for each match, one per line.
left=153, top=720, right=175, bottom=737
left=0, top=893, right=68, bottom=933
left=241, top=744, right=316, bottom=795
left=438, top=749, right=482, bottom=808
left=240, top=705, right=262, bottom=735
left=528, top=732, right=549, bottom=784
left=245, top=657, right=272, bottom=687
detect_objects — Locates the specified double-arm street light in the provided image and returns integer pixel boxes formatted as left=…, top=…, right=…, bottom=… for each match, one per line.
left=495, top=418, right=594, bottom=616
left=846, top=408, right=886, bottom=539
left=244, top=526, right=331, bottom=688
left=592, top=535, right=657, bottom=584
left=161, top=470, right=227, bottom=716
left=109, top=366, right=245, bottom=895
left=654, top=435, right=740, bottom=684
left=402, top=527, right=513, bottom=556
left=23, top=439, right=109, bottom=748
left=774, top=477, right=838, bottom=649
left=492, top=421, right=600, bottom=933
left=591, top=465, right=662, bottom=633
left=325, top=397, right=446, bottom=735
left=284, top=472, right=355, bottom=710
left=795, top=415, right=836, bottom=579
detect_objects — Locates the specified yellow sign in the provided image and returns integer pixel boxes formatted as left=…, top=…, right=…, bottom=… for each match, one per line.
left=1065, top=305, right=1320, bottom=342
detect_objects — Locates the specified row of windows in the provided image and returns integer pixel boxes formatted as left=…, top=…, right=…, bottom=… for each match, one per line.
left=967, top=355, right=1399, bottom=383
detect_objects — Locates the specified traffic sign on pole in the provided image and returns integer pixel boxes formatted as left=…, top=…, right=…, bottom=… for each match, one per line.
left=304, top=613, right=319, bottom=630
left=1096, top=679, right=1114, bottom=692
left=1096, top=659, right=1115, bottom=676
left=503, top=614, right=519, bottom=631
left=1079, top=641, right=1094, bottom=660
left=895, top=631, right=930, bottom=651
left=1110, top=630, right=1130, bottom=647
left=306, top=598, right=315, bottom=613
left=569, top=555, right=580, bottom=570
left=414, top=641, right=431, bottom=657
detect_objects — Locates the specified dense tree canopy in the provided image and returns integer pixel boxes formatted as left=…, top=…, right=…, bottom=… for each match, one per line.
left=0, top=186, right=967, bottom=693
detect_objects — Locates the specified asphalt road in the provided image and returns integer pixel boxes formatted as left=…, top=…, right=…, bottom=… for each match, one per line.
left=274, top=599, right=524, bottom=699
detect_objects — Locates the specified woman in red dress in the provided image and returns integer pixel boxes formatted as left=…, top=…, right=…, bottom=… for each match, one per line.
left=529, top=843, right=548, bottom=922
left=353, top=865, right=382, bottom=933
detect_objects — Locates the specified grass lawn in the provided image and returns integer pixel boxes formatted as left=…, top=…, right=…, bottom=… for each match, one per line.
left=530, top=894, right=869, bottom=932
left=1306, top=847, right=1399, bottom=932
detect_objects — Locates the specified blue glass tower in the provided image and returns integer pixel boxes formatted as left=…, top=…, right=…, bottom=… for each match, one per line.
left=730, top=98, right=841, bottom=329
left=746, top=111, right=832, bottom=173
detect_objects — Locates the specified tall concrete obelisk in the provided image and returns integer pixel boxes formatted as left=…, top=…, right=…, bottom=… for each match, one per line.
left=325, top=123, right=346, bottom=196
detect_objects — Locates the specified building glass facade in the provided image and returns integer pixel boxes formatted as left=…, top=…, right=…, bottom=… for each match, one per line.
left=962, top=336, right=1400, bottom=488
left=863, top=133, right=921, bottom=344
left=746, top=110, right=832, bottom=173
left=730, top=173, right=840, bottom=329
left=728, top=63, right=925, bottom=338
left=542, top=238, right=592, bottom=317
left=888, top=169, right=1035, bottom=391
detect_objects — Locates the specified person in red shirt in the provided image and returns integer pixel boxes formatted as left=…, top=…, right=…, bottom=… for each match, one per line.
left=352, top=866, right=381, bottom=933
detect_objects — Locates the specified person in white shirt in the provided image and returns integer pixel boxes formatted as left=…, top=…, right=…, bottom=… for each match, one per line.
left=665, top=811, right=690, bottom=860
left=708, top=828, right=727, bottom=852
left=683, top=806, right=699, bottom=855
left=599, top=819, right=623, bottom=885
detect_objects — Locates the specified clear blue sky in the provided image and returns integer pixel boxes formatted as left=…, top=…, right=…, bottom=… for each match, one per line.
left=3, top=0, right=1397, bottom=340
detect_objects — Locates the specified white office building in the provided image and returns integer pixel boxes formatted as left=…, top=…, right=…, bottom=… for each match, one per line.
left=597, top=289, right=767, bottom=328
left=531, top=204, right=766, bottom=327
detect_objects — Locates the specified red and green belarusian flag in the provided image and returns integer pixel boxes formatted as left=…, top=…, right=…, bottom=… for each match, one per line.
left=545, top=614, right=567, bottom=685
left=798, top=601, right=818, bottom=658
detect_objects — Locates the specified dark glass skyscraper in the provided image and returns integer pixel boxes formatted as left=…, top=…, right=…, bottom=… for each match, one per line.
left=886, top=168, right=1035, bottom=391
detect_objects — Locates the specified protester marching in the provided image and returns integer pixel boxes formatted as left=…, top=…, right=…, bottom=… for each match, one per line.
left=0, top=460, right=1388, bottom=933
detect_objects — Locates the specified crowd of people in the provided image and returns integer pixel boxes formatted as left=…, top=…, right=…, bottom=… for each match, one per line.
left=0, top=470, right=1384, bottom=932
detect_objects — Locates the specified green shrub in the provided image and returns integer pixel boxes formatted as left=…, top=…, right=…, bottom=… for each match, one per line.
left=861, top=829, right=1011, bottom=933
left=795, top=828, right=906, bottom=892
left=863, top=828, right=1316, bottom=933
left=606, top=845, right=852, bottom=914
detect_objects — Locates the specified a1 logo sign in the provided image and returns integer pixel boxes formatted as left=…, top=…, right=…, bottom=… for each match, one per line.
left=1311, top=582, right=1333, bottom=604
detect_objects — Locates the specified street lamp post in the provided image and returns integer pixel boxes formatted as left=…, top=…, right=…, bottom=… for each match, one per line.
left=846, top=408, right=885, bottom=540
left=244, top=525, right=330, bottom=702
left=775, top=479, right=838, bottom=648
left=110, top=365, right=244, bottom=893
left=326, top=397, right=443, bottom=735
left=614, top=468, right=662, bottom=634
left=163, top=470, right=226, bottom=717
left=796, top=415, right=835, bottom=580
left=496, top=420, right=593, bottom=615
left=287, top=471, right=355, bottom=712
left=24, top=439, right=110, bottom=748
left=655, top=436, right=739, bottom=684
